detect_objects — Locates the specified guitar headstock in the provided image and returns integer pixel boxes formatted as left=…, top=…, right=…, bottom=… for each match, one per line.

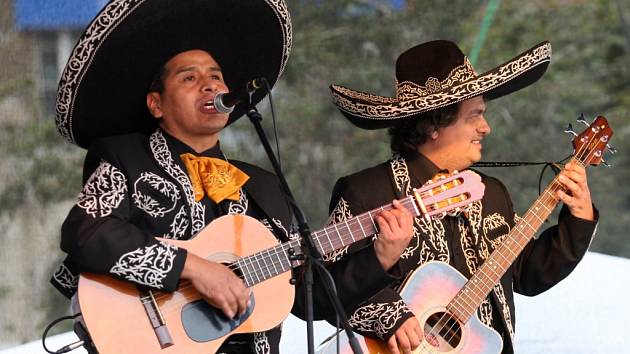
left=572, top=115, right=614, bottom=166
left=412, top=170, right=485, bottom=218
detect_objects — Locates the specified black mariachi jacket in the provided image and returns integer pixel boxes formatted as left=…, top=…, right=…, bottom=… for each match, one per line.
left=326, top=152, right=597, bottom=353
left=50, top=129, right=293, bottom=353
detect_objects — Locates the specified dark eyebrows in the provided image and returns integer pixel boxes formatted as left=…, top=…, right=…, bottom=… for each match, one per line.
left=174, top=66, right=222, bottom=76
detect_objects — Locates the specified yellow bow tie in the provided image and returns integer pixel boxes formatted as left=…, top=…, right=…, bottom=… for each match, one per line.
left=180, top=153, right=250, bottom=203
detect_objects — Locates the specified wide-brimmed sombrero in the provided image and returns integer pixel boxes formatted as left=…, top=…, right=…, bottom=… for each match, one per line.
left=330, top=40, right=551, bottom=129
left=55, top=0, right=292, bottom=148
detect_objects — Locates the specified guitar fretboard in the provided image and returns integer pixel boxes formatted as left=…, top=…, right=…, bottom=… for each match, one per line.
left=447, top=158, right=581, bottom=323
left=234, top=196, right=420, bottom=287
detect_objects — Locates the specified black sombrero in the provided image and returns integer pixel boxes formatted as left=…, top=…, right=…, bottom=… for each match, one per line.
left=55, top=0, right=292, bottom=148
left=330, top=40, right=551, bottom=129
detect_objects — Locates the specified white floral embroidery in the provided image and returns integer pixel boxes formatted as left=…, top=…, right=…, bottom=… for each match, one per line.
left=56, top=0, right=144, bottom=144
left=253, top=331, right=270, bottom=354
left=261, top=218, right=294, bottom=242
left=390, top=156, right=450, bottom=262
left=349, top=300, right=411, bottom=340
left=52, top=263, right=78, bottom=291
left=56, top=0, right=292, bottom=146
left=323, top=197, right=353, bottom=262
left=110, top=242, right=178, bottom=289
left=493, top=283, right=514, bottom=338
left=132, top=172, right=180, bottom=217
left=150, top=130, right=205, bottom=235
left=331, top=43, right=551, bottom=121
left=228, top=189, right=249, bottom=215
left=77, top=161, right=127, bottom=217
left=163, top=206, right=189, bottom=240
left=390, top=154, right=410, bottom=193
left=478, top=298, right=493, bottom=327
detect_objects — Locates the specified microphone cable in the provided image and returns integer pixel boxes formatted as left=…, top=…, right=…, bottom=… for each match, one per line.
left=42, top=313, right=84, bottom=354
left=261, top=78, right=282, bottom=171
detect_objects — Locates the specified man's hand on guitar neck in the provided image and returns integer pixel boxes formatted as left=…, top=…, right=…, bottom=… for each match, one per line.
left=374, top=199, right=415, bottom=271
left=557, top=162, right=595, bottom=221
left=387, top=316, right=423, bottom=354
left=181, top=253, right=250, bottom=319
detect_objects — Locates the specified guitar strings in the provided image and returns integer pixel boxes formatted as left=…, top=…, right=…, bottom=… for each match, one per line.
left=150, top=185, right=464, bottom=314
left=152, top=198, right=424, bottom=312
left=419, top=126, right=602, bottom=352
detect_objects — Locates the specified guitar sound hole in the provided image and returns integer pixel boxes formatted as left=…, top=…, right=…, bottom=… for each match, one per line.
left=423, top=311, right=462, bottom=350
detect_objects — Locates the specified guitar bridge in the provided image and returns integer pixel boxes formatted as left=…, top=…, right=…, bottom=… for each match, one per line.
left=140, top=290, right=174, bottom=349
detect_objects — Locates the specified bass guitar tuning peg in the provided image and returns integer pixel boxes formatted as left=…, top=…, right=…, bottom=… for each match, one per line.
left=602, top=159, right=611, bottom=168
left=564, top=123, right=578, bottom=137
left=607, top=144, right=617, bottom=154
left=576, top=113, right=590, bottom=127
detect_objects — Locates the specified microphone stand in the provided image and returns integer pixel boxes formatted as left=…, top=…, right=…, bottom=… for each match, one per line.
left=245, top=104, right=363, bottom=354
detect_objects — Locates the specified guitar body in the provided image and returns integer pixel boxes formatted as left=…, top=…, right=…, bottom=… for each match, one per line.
left=78, top=214, right=294, bottom=354
left=317, top=262, right=502, bottom=354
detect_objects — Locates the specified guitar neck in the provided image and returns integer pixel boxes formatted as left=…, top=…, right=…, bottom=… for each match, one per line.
left=235, top=197, right=420, bottom=288
left=447, top=159, right=580, bottom=322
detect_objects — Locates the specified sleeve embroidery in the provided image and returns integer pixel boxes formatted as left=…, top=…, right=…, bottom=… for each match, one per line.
left=52, top=263, right=79, bottom=291
left=77, top=161, right=127, bottom=218
left=348, top=299, right=411, bottom=340
left=109, top=242, right=178, bottom=289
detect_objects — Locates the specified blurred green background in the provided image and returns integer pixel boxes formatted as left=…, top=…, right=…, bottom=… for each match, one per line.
left=0, top=0, right=628, bottom=347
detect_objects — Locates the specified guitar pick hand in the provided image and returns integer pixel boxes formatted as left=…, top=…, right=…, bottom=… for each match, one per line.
left=387, top=316, right=423, bottom=354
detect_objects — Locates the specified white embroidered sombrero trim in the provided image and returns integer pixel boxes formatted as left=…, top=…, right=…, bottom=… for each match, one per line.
left=332, top=42, right=551, bottom=121
left=56, top=0, right=143, bottom=145
left=396, top=57, right=477, bottom=99
left=55, top=0, right=292, bottom=146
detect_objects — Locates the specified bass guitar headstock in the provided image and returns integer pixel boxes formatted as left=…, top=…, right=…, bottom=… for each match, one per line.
left=566, top=115, right=615, bottom=167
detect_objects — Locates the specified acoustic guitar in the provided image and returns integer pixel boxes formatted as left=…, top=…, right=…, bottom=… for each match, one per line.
left=78, top=170, right=485, bottom=353
left=317, top=116, right=613, bottom=354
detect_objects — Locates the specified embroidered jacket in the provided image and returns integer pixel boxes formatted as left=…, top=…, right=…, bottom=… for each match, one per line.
left=50, top=129, right=293, bottom=353
left=327, top=152, right=597, bottom=354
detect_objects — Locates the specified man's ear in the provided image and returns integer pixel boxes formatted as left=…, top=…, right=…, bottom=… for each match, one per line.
left=431, top=129, right=439, bottom=140
left=146, top=92, right=162, bottom=118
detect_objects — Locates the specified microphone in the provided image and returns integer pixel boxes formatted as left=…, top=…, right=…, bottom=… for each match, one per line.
left=214, top=78, right=267, bottom=113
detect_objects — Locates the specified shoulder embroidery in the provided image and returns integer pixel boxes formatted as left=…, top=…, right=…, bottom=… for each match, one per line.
left=52, top=263, right=79, bottom=291
left=150, top=130, right=205, bottom=235
left=132, top=172, right=181, bottom=217
left=390, top=154, right=410, bottom=193
left=77, top=161, right=127, bottom=217
left=348, top=299, right=411, bottom=340
left=110, top=242, right=178, bottom=289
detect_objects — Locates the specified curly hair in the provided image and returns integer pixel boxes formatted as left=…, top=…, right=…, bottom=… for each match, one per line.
left=388, top=103, right=460, bottom=155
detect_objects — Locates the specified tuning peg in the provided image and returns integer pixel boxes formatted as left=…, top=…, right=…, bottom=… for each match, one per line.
left=576, top=113, right=589, bottom=127
left=564, top=123, right=578, bottom=137
left=602, top=159, right=611, bottom=168
left=607, top=144, right=617, bottom=154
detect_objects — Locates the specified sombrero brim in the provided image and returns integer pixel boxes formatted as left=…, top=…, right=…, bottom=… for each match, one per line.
left=330, top=41, right=551, bottom=130
left=56, top=0, right=292, bottom=148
